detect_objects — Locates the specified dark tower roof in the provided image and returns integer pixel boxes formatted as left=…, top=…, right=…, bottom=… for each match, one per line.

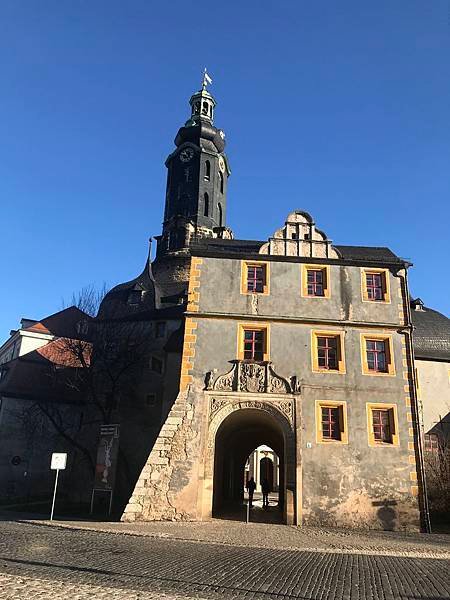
left=98, top=259, right=157, bottom=319
left=411, top=299, right=450, bottom=362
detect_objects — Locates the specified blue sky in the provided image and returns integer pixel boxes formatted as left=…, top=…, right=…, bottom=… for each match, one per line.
left=1, top=1, right=449, bottom=340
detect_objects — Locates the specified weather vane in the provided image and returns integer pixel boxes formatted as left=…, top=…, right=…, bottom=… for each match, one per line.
left=202, top=68, right=213, bottom=90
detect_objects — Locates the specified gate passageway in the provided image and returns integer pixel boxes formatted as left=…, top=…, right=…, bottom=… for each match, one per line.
left=212, top=409, right=285, bottom=523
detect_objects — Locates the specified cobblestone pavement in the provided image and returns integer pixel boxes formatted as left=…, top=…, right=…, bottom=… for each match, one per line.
left=0, top=520, right=448, bottom=599
left=28, top=515, right=450, bottom=558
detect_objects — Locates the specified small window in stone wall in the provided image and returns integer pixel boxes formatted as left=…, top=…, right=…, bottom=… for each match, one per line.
left=316, top=401, right=348, bottom=444
left=312, top=332, right=345, bottom=373
left=237, top=324, right=269, bottom=362
left=241, top=261, right=269, bottom=295
left=361, top=335, right=395, bottom=376
left=128, top=290, right=142, bottom=305
left=362, top=269, right=390, bottom=303
left=151, top=356, right=163, bottom=374
left=146, top=394, right=156, bottom=407
left=367, top=404, right=399, bottom=446
left=424, top=433, right=440, bottom=453
left=155, top=322, right=166, bottom=338
left=302, top=265, right=330, bottom=299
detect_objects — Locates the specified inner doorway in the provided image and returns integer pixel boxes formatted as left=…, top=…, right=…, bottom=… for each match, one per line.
left=212, top=408, right=285, bottom=523
left=245, top=445, right=279, bottom=510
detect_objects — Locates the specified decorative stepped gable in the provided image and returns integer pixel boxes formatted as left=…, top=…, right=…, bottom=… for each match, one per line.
left=259, top=211, right=340, bottom=259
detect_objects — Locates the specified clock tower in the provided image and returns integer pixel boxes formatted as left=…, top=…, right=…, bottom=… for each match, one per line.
left=155, top=78, right=231, bottom=260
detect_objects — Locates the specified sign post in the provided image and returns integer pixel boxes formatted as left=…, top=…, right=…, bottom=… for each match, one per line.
left=50, top=452, right=67, bottom=521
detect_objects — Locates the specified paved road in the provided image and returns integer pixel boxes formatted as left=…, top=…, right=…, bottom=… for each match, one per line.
left=0, top=520, right=448, bottom=599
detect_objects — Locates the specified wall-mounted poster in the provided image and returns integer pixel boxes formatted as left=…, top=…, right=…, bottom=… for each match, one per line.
left=94, top=424, right=120, bottom=492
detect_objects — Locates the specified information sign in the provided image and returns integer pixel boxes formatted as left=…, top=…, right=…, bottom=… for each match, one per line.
left=51, top=453, right=67, bottom=470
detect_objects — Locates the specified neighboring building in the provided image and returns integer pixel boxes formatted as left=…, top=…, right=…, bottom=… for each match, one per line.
left=0, top=310, right=93, bottom=505
left=0, top=306, right=88, bottom=365
left=411, top=298, right=450, bottom=445
left=118, top=81, right=428, bottom=532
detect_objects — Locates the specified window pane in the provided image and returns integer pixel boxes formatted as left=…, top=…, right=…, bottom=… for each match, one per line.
left=317, top=336, right=338, bottom=369
left=372, top=409, right=392, bottom=443
left=243, top=329, right=265, bottom=361
left=247, top=265, right=265, bottom=293
left=321, top=406, right=340, bottom=440
left=366, top=272, right=384, bottom=301
left=307, top=269, right=325, bottom=296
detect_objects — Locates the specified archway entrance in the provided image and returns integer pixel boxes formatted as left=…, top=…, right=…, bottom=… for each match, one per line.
left=212, top=408, right=287, bottom=523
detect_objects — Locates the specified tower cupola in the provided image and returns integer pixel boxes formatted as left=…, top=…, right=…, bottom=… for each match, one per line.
left=188, top=86, right=216, bottom=125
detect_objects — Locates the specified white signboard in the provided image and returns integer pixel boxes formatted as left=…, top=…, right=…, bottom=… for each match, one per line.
left=51, top=453, right=67, bottom=470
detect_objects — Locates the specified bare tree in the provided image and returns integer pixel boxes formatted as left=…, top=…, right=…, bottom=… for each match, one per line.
left=23, top=286, right=151, bottom=482
left=424, top=420, right=450, bottom=515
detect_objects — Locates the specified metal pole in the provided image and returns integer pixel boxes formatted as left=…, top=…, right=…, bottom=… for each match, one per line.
left=108, top=490, right=113, bottom=516
left=90, top=489, right=95, bottom=515
left=50, top=469, right=59, bottom=521
left=246, top=493, right=250, bottom=523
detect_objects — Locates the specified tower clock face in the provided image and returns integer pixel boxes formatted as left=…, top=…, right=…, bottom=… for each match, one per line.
left=179, top=148, right=194, bottom=163
left=218, top=156, right=225, bottom=173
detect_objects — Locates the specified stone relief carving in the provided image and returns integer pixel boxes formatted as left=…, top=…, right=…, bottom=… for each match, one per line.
left=205, top=360, right=300, bottom=395
left=251, top=293, right=258, bottom=315
left=239, top=363, right=265, bottom=393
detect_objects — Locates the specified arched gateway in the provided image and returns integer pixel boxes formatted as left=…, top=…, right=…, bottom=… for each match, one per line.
left=122, top=361, right=301, bottom=525
left=202, top=361, right=301, bottom=524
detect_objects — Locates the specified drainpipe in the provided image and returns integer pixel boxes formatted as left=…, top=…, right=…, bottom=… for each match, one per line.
left=402, top=267, right=432, bottom=533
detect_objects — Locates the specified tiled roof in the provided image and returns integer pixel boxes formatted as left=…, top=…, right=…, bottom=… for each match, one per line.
left=411, top=304, right=450, bottom=362
left=192, top=238, right=405, bottom=265
left=98, top=259, right=157, bottom=319
left=334, top=246, right=406, bottom=264
left=24, top=306, right=90, bottom=338
left=0, top=346, right=83, bottom=403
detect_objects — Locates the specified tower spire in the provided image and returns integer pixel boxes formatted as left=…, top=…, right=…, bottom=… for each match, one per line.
left=188, top=72, right=216, bottom=125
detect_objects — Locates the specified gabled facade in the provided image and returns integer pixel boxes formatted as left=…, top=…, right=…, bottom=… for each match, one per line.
left=123, top=209, right=426, bottom=531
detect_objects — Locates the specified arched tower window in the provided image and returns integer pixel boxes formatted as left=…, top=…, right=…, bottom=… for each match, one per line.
left=205, top=161, right=210, bottom=181
left=218, top=203, right=223, bottom=227
left=204, top=193, right=209, bottom=217
left=219, top=172, right=224, bottom=194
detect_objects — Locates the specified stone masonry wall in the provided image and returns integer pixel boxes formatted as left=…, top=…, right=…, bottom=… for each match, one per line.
left=122, top=390, right=198, bottom=522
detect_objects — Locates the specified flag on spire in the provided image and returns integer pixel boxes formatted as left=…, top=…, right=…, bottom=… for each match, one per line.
left=202, top=68, right=213, bottom=89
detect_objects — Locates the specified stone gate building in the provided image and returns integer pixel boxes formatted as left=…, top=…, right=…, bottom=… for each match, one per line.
left=99, top=80, right=428, bottom=530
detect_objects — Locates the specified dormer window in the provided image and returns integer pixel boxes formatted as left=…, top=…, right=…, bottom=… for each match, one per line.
left=76, top=320, right=89, bottom=335
left=128, top=290, right=142, bottom=306
left=155, top=322, right=166, bottom=338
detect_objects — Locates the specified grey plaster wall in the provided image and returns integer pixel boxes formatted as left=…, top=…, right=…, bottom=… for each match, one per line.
left=186, top=256, right=420, bottom=530
left=197, top=258, right=402, bottom=325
